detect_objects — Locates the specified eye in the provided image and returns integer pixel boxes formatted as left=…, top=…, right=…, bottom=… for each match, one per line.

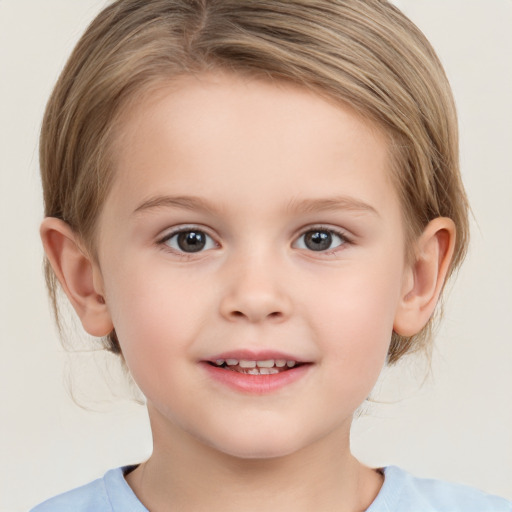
left=160, top=228, right=217, bottom=253
left=294, top=228, right=348, bottom=252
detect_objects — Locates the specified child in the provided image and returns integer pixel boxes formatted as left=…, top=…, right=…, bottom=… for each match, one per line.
left=30, top=0, right=511, bottom=510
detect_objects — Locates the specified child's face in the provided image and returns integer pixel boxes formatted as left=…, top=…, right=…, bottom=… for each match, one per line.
left=94, top=72, right=410, bottom=458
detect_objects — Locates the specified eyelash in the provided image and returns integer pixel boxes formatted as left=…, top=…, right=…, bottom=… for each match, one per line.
left=157, top=225, right=352, bottom=257
left=157, top=226, right=218, bottom=259
left=293, top=225, right=352, bottom=254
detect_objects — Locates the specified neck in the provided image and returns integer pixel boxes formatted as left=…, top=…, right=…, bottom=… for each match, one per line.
left=126, top=408, right=383, bottom=512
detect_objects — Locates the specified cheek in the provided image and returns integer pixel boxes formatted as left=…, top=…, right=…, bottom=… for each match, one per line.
left=102, top=260, right=210, bottom=386
left=304, top=260, right=403, bottom=382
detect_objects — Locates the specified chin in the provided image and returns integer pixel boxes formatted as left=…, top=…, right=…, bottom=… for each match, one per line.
left=224, top=444, right=297, bottom=460
left=206, top=427, right=309, bottom=461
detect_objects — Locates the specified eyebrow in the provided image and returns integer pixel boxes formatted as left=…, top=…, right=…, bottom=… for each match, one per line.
left=133, top=194, right=379, bottom=217
left=286, top=196, right=379, bottom=216
left=133, top=195, right=219, bottom=216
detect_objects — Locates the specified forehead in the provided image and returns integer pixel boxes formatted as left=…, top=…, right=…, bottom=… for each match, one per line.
left=107, top=72, right=397, bottom=220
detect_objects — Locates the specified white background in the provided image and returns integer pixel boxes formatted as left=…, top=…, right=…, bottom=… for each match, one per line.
left=1, top=1, right=511, bottom=510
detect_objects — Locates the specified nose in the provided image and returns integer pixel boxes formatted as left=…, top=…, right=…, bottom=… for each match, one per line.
left=219, top=251, right=292, bottom=324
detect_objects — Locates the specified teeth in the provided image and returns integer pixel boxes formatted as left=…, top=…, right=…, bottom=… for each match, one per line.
left=256, top=360, right=274, bottom=368
left=214, top=358, right=299, bottom=369
left=239, top=360, right=257, bottom=368
left=259, top=367, right=279, bottom=375
left=244, top=367, right=281, bottom=375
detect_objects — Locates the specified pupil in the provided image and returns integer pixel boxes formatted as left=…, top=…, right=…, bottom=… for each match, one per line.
left=177, top=231, right=206, bottom=252
left=305, top=231, right=331, bottom=251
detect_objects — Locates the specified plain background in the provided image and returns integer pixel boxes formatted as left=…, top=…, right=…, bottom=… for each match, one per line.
left=1, top=1, right=511, bottom=510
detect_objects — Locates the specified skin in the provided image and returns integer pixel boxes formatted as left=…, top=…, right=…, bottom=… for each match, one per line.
left=41, top=72, right=455, bottom=511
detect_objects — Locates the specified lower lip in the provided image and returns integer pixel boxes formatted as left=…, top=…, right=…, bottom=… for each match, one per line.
left=200, top=362, right=311, bottom=394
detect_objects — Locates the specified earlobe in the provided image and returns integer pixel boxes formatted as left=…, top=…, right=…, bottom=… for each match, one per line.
left=393, top=217, right=456, bottom=337
left=40, top=217, right=114, bottom=337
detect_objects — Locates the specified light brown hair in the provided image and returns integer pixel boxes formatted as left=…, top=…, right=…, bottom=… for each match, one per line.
left=40, top=0, right=469, bottom=364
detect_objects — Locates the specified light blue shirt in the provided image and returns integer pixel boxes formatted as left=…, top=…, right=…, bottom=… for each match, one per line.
left=30, top=465, right=512, bottom=512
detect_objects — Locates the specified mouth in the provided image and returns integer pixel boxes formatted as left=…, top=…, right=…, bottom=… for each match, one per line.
left=201, top=353, right=312, bottom=394
left=206, top=358, right=305, bottom=375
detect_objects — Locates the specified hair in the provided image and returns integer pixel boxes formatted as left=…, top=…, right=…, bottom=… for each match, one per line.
left=40, top=0, right=469, bottom=365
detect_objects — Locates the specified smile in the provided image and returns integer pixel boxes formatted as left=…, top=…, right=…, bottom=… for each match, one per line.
left=201, top=352, right=312, bottom=394
left=210, top=358, right=299, bottom=375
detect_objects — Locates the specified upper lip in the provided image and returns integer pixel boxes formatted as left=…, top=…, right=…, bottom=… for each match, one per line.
left=203, top=349, right=310, bottom=363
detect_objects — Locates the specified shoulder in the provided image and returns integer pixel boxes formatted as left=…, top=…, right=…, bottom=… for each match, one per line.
left=29, top=466, right=147, bottom=512
left=368, top=466, right=512, bottom=512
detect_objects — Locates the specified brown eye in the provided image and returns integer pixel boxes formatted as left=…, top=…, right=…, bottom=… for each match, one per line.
left=163, top=229, right=216, bottom=253
left=177, top=231, right=206, bottom=252
left=294, top=228, right=347, bottom=252
left=304, top=230, right=332, bottom=251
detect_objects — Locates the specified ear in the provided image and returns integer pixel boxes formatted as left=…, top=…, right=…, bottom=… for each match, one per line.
left=40, top=217, right=114, bottom=337
left=393, top=217, right=456, bottom=337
